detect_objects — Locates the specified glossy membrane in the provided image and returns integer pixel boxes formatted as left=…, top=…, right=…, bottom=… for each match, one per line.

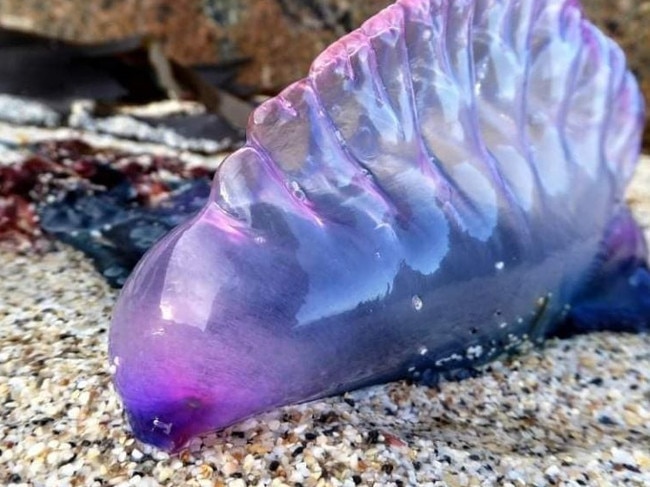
left=109, top=0, right=646, bottom=450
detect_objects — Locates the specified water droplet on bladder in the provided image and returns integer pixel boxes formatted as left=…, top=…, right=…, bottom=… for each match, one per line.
left=289, top=180, right=306, bottom=201
left=412, top=295, right=423, bottom=311
left=152, top=418, right=173, bottom=435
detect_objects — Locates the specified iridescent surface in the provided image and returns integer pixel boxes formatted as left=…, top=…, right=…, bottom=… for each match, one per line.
left=109, top=0, right=647, bottom=451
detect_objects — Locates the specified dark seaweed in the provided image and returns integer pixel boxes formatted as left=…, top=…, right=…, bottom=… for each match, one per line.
left=40, top=179, right=210, bottom=287
left=1, top=139, right=212, bottom=286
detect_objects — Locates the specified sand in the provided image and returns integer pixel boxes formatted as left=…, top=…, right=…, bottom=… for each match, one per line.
left=1, top=157, right=649, bottom=486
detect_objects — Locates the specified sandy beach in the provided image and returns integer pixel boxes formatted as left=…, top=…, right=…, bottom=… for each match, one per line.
left=1, top=157, right=649, bottom=486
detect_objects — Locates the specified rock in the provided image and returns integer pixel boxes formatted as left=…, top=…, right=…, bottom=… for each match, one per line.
left=0, top=1, right=648, bottom=147
left=0, top=1, right=390, bottom=89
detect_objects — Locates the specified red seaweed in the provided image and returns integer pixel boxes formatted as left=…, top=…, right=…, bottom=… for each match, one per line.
left=0, top=139, right=213, bottom=284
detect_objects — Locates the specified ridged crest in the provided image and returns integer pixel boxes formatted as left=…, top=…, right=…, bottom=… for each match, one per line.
left=215, top=0, right=643, bottom=230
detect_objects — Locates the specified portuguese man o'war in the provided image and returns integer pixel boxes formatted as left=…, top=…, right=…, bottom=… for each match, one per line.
left=109, top=0, right=649, bottom=451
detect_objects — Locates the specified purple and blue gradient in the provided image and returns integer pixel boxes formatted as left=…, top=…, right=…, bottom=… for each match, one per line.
left=109, top=0, right=647, bottom=451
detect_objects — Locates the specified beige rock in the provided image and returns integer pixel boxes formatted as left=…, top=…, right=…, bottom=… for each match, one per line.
left=0, top=0, right=391, bottom=89
left=1, top=1, right=646, bottom=98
